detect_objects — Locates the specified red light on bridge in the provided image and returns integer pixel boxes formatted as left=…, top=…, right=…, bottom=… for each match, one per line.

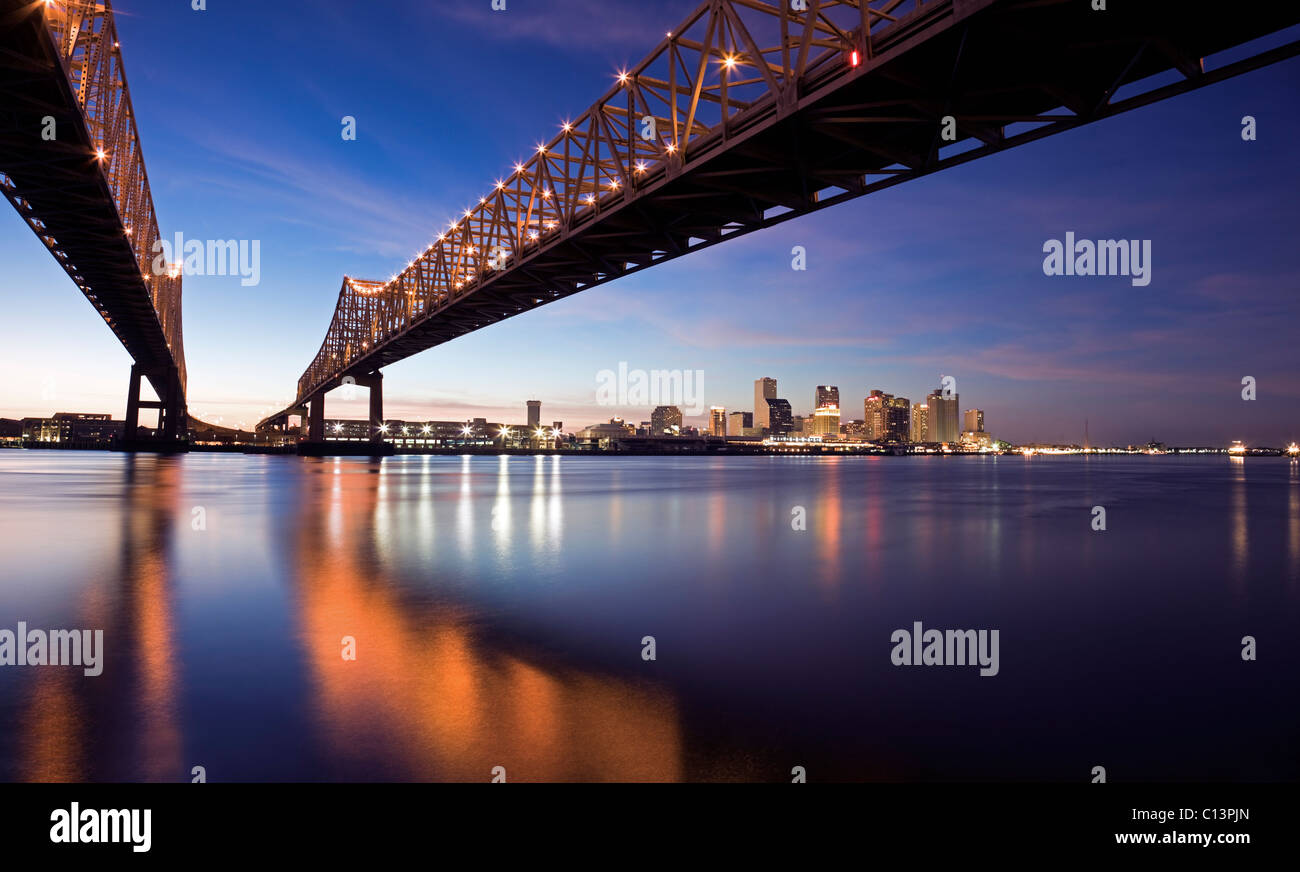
left=850, top=49, right=860, bottom=67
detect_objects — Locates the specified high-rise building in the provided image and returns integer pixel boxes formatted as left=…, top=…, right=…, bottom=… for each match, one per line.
left=812, top=404, right=840, bottom=437
left=926, top=386, right=960, bottom=443
left=709, top=407, right=727, bottom=437
left=815, top=385, right=839, bottom=410
left=650, top=405, right=683, bottom=435
left=754, top=377, right=777, bottom=430
left=728, top=411, right=753, bottom=436
left=964, top=408, right=984, bottom=433
left=910, top=404, right=929, bottom=442
left=765, top=398, right=793, bottom=435
left=884, top=396, right=910, bottom=442
left=863, top=390, right=890, bottom=441
left=526, top=400, right=541, bottom=430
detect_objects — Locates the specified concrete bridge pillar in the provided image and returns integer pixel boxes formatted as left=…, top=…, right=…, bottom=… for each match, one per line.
left=124, top=364, right=143, bottom=440
left=124, top=363, right=186, bottom=444
left=308, top=392, right=325, bottom=442
left=352, top=372, right=384, bottom=443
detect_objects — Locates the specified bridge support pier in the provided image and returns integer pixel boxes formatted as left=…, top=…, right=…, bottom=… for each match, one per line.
left=123, top=363, right=186, bottom=447
left=353, top=372, right=384, bottom=443
left=307, top=392, right=325, bottom=442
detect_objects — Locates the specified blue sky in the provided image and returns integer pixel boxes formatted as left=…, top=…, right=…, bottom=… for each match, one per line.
left=2, top=0, right=1298, bottom=445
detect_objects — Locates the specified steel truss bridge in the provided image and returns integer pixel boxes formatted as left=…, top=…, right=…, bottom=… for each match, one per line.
left=0, top=0, right=186, bottom=442
left=261, top=0, right=1300, bottom=441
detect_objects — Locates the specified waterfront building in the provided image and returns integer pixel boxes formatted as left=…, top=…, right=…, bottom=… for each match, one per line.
left=964, top=408, right=984, bottom=433
left=911, top=404, right=929, bottom=442
left=710, top=407, right=727, bottom=437
left=812, top=404, right=840, bottom=436
left=20, top=412, right=123, bottom=445
left=884, top=396, right=910, bottom=442
left=927, top=387, right=960, bottom=443
left=864, top=390, right=891, bottom=440
left=578, top=418, right=637, bottom=448
left=651, top=406, right=683, bottom=435
left=765, top=398, right=794, bottom=435
left=728, top=411, right=752, bottom=435
left=754, top=377, right=777, bottom=430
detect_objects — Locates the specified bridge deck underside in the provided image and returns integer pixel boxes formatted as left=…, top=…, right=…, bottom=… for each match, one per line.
left=0, top=1, right=178, bottom=396
left=266, top=0, right=1299, bottom=424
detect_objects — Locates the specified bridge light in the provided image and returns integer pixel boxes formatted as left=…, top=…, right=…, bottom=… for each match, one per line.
left=561, top=122, right=572, bottom=133
left=537, top=144, right=546, bottom=154
left=514, top=163, right=525, bottom=174
left=94, top=148, right=106, bottom=161
left=666, top=142, right=677, bottom=154
left=722, top=55, right=737, bottom=69
left=584, top=194, right=596, bottom=204
left=495, top=180, right=505, bottom=190
left=617, top=71, right=629, bottom=84
left=850, top=49, right=860, bottom=67
left=634, top=161, right=647, bottom=174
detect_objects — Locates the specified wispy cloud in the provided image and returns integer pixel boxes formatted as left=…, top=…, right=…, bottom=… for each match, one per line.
left=429, top=0, right=688, bottom=50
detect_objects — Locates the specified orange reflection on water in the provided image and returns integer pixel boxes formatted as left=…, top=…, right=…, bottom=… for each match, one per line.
left=19, top=671, right=81, bottom=782
left=18, top=456, right=182, bottom=782
left=294, top=462, right=683, bottom=782
left=816, top=460, right=842, bottom=593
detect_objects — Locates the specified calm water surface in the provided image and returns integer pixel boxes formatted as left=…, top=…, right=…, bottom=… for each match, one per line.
left=0, top=451, right=1295, bottom=781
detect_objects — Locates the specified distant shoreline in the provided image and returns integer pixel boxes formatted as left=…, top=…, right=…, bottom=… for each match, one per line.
left=2, top=443, right=1295, bottom=458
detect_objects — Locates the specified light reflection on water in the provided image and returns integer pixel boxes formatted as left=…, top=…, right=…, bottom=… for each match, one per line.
left=0, top=451, right=1295, bottom=782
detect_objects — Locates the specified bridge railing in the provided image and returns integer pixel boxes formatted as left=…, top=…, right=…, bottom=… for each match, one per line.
left=293, top=0, right=937, bottom=403
left=42, top=0, right=185, bottom=391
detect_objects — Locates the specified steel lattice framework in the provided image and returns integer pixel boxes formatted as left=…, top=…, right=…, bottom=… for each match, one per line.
left=0, top=0, right=185, bottom=427
left=296, top=0, right=945, bottom=405
left=255, top=0, right=1297, bottom=430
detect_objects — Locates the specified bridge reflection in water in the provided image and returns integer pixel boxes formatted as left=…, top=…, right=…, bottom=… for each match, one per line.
left=1, top=453, right=690, bottom=782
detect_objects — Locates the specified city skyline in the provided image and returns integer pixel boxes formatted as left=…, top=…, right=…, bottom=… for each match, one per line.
left=0, top=0, right=1297, bottom=446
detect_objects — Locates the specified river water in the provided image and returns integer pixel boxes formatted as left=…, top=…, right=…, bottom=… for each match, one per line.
left=0, top=451, right=1294, bottom=781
